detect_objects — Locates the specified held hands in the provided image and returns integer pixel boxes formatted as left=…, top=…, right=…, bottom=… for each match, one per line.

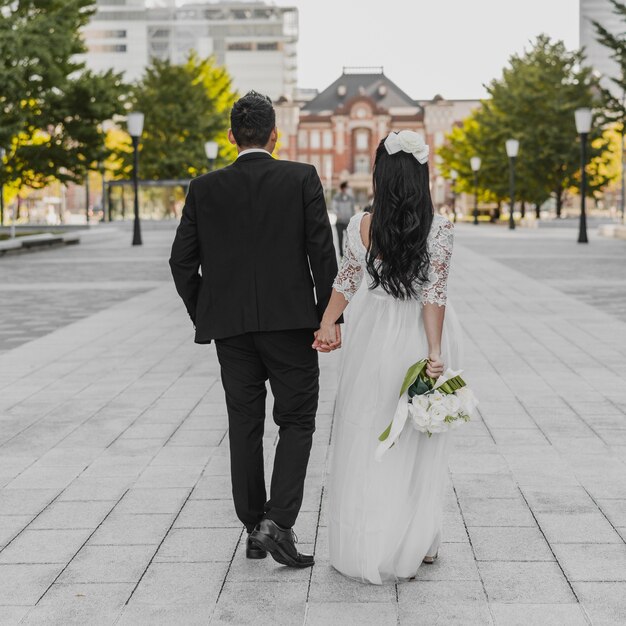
left=312, top=322, right=342, bottom=352
left=426, top=353, right=445, bottom=379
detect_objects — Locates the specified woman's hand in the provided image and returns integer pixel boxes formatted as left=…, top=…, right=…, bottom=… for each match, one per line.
left=426, top=353, right=444, bottom=379
left=312, top=322, right=342, bottom=352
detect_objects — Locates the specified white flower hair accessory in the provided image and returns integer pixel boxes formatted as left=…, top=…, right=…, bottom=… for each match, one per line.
left=384, top=130, right=430, bottom=164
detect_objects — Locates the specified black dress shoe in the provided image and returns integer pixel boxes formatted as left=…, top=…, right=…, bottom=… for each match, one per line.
left=246, top=535, right=267, bottom=559
left=249, top=518, right=314, bottom=568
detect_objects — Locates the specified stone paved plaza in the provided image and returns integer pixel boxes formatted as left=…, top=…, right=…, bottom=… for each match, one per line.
left=1, top=220, right=626, bottom=625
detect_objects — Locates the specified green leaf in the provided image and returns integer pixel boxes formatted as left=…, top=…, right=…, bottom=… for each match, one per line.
left=378, top=423, right=392, bottom=442
left=399, top=359, right=428, bottom=398
left=408, top=376, right=432, bottom=398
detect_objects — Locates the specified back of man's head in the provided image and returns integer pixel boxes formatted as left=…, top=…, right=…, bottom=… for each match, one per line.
left=230, top=91, right=276, bottom=148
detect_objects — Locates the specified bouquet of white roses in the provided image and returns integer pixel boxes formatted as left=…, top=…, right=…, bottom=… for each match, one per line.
left=375, top=358, right=478, bottom=461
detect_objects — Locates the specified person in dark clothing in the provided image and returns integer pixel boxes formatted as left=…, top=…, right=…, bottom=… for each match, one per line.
left=332, top=181, right=356, bottom=255
left=169, top=91, right=340, bottom=568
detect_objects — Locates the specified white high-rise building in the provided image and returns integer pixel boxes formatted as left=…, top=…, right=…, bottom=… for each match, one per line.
left=580, top=0, right=624, bottom=96
left=80, top=0, right=298, bottom=100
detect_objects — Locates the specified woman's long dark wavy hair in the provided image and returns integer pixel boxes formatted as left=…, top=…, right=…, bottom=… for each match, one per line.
left=366, top=138, right=434, bottom=299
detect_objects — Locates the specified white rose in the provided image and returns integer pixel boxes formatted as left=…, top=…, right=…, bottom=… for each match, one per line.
left=442, top=393, right=460, bottom=417
left=397, top=130, right=426, bottom=154
left=429, top=404, right=448, bottom=424
left=409, top=400, right=430, bottom=431
left=455, top=388, right=478, bottom=416
left=413, top=394, right=430, bottom=410
left=428, top=421, right=447, bottom=434
left=428, top=391, right=445, bottom=406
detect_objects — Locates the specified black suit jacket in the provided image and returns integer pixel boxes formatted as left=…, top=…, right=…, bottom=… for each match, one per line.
left=169, top=152, right=339, bottom=343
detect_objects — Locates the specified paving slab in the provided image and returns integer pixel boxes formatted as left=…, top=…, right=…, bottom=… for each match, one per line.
left=489, top=602, right=589, bottom=626
left=20, top=582, right=133, bottom=626
left=477, top=561, right=576, bottom=603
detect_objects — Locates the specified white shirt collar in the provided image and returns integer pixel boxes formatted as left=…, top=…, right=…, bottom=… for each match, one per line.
left=237, top=148, right=272, bottom=158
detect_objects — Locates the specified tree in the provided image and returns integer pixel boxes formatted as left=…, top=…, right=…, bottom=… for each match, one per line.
left=438, top=35, right=613, bottom=218
left=0, top=0, right=127, bottom=196
left=490, top=36, right=610, bottom=216
left=122, top=53, right=237, bottom=182
left=592, top=0, right=626, bottom=127
left=50, top=68, right=127, bottom=218
left=593, top=0, right=626, bottom=214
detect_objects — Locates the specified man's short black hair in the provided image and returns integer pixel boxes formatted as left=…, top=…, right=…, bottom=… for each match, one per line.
left=340, top=181, right=349, bottom=190
left=230, top=91, right=276, bottom=148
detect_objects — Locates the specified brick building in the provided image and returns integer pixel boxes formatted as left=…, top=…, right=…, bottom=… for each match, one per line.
left=275, top=67, right=479, bottom=210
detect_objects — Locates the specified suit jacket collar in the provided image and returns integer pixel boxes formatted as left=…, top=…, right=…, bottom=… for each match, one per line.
left=236, top=152, right=274, bottom=163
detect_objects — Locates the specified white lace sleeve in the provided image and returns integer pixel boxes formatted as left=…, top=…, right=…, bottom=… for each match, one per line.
left=332, top=215, right=366, bottom=301
left=420, top=218, right=454, bottom=306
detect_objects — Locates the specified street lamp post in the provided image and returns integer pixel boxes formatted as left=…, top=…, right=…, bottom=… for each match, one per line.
left=575, top=108, right=592, bottom=244
left=85, top=169, right=90, bottom=224
left=0, top=147, right=5, bottom=227
left=505, top=139, right=519, bottom=231
left=204, top=141, right=219, bottom=171
left=470, top=156, right=481, bottom=225
left=127, top=112, right=145, bottom=246
left=99, top=161, right=107, bottom=223
left=451, top=169, right=458, bottom=223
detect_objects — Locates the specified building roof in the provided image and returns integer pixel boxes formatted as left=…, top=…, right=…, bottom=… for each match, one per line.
left=302, top=67, right=420, bottom=114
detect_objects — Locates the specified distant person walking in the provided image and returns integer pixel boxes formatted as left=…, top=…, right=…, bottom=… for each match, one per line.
left=332, top=182, right=355, bottom=255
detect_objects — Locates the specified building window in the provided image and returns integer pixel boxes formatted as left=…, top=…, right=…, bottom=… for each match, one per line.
left=310, top=130, right=321, bottom=149
left=257, top=42, right=279, bottom=51
left=323, top=155, right=333, bottom=181
left=298, top=130, right=308, bottom=149
left=88, top=29, right=127, bottom=39
left=322, top=130, right=333, bottom=149
left=227, top=42, right=253, bottom=51
left=355, top=130, right=369, bottom=151
left=310, top=155, right=321, bottom=173
left=89, top=44, right=127, bottom=53
left=354, top=155, right=370, bottom=174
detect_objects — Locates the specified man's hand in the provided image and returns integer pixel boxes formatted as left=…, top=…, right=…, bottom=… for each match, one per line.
left=312, top=323, right=342, bottom=352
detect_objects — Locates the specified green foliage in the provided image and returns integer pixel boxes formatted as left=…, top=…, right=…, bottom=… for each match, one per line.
left=592, top=0, right=626, bottom=129
left=50, top=69, right=128, bottom=179
left=123, top=54, right=238, bottom=180
left=0, top=0, right=127, bottom=189
left=592, top=0, right=626, bottom=204
left=438, top=35, right=614, bottom=212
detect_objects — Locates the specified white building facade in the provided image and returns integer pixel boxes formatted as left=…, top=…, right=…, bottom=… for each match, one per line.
left=580, top=0, right=624, bottom=96
left=80, top=0, right=298, bottom=100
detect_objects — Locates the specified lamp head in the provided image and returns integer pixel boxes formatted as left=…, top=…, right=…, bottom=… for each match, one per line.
left=127, top=112, right=145, bottom=138
left=204, top=141, right=219, bottom=160
left=470, top=156, right=481, bottom=172
left=505, top=139, right=520, bottom=158
left=575, top=108, right=592, bottom=134
left=451, top=169, right=458, bottom=180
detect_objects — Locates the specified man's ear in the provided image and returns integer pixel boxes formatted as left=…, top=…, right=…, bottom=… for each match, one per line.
left=271, top=127, right=278, bottom=142
left=227, top=129, right=237, bottom=146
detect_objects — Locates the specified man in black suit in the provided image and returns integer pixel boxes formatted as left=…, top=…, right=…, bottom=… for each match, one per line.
left=169, top=91, right=339, bottom=568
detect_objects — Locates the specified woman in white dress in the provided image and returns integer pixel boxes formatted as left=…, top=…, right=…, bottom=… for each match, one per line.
left=313, top=131, right=462, bottom=585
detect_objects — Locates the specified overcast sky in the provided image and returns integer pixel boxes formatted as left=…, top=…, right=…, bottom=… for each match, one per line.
left=170, top=0, right=581, bottom=99
left=271, top=0, right=580, bottom=100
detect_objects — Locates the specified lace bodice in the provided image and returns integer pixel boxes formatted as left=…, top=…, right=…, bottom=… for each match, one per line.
left=332, top=212, right=454, bottom=306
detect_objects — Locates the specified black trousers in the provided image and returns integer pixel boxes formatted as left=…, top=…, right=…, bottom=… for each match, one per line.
left=215, top=329, right=319, bottom=532
left=336, top=221, right=349, bottom=256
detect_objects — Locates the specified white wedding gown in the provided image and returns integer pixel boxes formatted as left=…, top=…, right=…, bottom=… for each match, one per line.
left=327, top=212, right=463, bottom=585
